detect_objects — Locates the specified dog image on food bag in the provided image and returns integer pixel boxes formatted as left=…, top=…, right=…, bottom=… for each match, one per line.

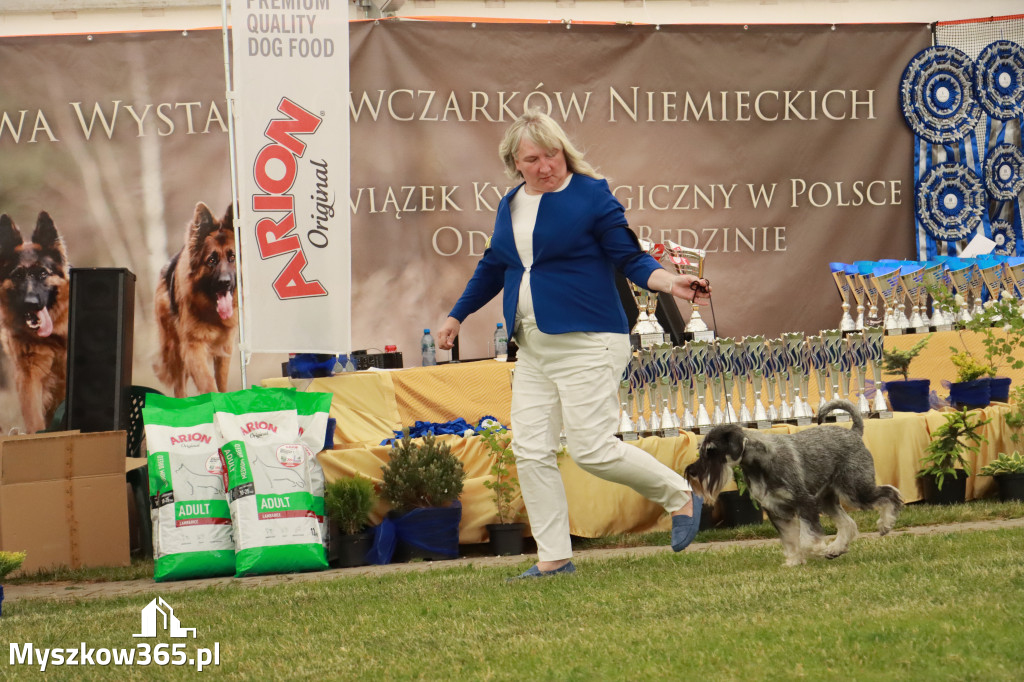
left=0, top=211, right=70, bottom=433
left=686, top=399, right=903, bottom=567
left=153, top=202, right=237, bottom=398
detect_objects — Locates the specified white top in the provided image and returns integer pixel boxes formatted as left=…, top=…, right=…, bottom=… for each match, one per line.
left=509, top=173, right=573, bottom=331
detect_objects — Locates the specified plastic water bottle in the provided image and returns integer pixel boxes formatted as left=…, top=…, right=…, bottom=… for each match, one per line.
left=334, top=353, right=358, bottom=373
left=421, top=329, right=437, bottom=366
left=494, top=322, right=508, bottom=357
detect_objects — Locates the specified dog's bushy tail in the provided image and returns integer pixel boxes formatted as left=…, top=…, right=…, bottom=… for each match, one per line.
left=816, top=399, right=864, bottom=435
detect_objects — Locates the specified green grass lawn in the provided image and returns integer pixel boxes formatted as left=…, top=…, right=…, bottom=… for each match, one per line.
left=3, top=502, right=1024, bottom=680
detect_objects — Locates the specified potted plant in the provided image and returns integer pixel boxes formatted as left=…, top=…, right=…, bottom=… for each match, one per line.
left=0, top=551, right=26, bottom=617
left=947, top=349, right=995, bottom=409
left=919, top=408, right=988, bottom=505
left=717, top=466, right=763, bottom=527
left=978, top=451, right=1024, bottom=502
left=880, top=334, right=932, bottom=412
left=377, top=431, right=466, bottom=563
left=943, top=295, right=1024, bottom=402
left=324, top=475, right=377, bottom=568
left=478, top=422, right=526, bottom=556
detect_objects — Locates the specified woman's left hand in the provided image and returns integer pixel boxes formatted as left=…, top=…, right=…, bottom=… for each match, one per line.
left=670, top=274, right=711, bottom=304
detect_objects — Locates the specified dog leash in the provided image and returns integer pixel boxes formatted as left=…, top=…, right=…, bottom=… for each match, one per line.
left=689, top=278, right=718, bottom=337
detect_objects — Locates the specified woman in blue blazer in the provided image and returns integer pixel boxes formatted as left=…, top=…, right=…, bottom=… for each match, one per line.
left=437, top=110, right=711, bottom=579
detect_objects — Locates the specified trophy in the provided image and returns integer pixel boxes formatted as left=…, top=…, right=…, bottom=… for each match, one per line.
left=742, top=335, right=770, bottom=426
left=967, top=261, right=986, bottom=318
left=821, top=329, right=847, bottom=413
left=735, top=339, right=754, bottom=424
left=830, top=263, right=857, bottom=332
left=640, top=348, right=661, bottom=434
left=769, top=337, right=795, bottom=421
left=628, top=353, right=650, bottom=434
left=687, top=340, right=713, bottom=428
left=864, top=326, right=892, bottom=417
left=807, top=334, right=828, bottom=412
left=946, top=263, right=974, bottom=324
left=617, top=366, right=638, bottom=441
left=653, top=343, right=680, bottom=437
left=899, top=266, right=929, bottom=332
left=716, top=338, right=740, bottom=424
left=625, top=241, right=668, bottom=350
left=664, top=240, right=713, bottom=340
left=1001, top=258, right=1024, bottom=304
left=846, top=331, right=871, bottom=415
left=979, top=260, right=1007, bottom=310
left=873, top=266, right=902, bottom=333
left=857, top=267, right=883, bottom=329
left=922, top=262, right=954, bottom=330
left=845, top=264, right=866, bottom=330
left=783, top=332, right=812, bottom=421
left=761, top=338, right=779, bottom=421
left=673, top=345, right=696, bottom=429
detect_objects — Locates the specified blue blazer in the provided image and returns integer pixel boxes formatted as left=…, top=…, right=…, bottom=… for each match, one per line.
left=448, top=173, right=660, bottom=335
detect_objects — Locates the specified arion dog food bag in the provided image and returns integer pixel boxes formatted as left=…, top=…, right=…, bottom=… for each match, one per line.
left=212, top=389, right=330, bottom=577
left=143, top=394, right=236, bottom=583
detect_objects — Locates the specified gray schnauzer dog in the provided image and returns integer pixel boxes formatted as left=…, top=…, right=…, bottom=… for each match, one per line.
left=685, top=399, right=903, bottom=566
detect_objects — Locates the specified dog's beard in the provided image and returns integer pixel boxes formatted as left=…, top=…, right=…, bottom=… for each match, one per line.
left=687, top=462, right=734, bottom=506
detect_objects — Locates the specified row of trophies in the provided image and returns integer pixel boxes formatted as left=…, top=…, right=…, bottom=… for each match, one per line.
left=616, top=328, right=893, bottom=440
left=628, top=239, right=714, bottom=348
left=831, top=255, right=1024, bottom=334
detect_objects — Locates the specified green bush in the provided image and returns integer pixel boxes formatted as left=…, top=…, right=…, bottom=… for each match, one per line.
left=478, top=423, right=521, bottom=524
left=979, top=452, right=1024, bottom=476
left=0, top=551, right=26, bottom=579
left=919, top=408, right=988, bottom=490
left=324, top=475, right=377, bottom=536
left=380, top=432, right=466, bottom=513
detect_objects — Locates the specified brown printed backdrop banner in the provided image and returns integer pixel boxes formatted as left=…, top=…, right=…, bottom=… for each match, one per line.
left=349, top=21, right=930, bottom=360
left=0, top=22, right=928, bottom=432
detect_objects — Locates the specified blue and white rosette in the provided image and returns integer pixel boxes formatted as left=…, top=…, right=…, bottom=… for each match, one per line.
left=900, top=45, right=980, bottom=144
left=975, top=40, right=1024, bottom=257
left=901, top=45, right=986, bottom=259
left=974, top=40, right=1024, bottom=121
left=915, top=163, right=987, bottom=244
left=991, top=219, right=1017, bottom=256
left=984, top=143, right=1024, bottom=201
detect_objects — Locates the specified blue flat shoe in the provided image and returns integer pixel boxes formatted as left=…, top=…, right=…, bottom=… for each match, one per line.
left=671, top=493, right=703, bottom=552
left=506, top=561, right=576, bottom=582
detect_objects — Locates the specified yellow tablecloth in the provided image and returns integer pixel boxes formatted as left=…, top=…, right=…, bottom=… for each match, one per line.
left=263, top=339, right=1019, bottom=545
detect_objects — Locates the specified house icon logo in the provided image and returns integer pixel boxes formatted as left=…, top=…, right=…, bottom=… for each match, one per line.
left=133, top=597, right=197, bottom=639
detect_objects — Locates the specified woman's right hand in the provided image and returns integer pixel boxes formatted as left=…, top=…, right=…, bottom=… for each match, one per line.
left=436, top=316, right=461, bottom=350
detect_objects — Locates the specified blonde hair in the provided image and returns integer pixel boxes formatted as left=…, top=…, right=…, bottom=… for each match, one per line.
left=498, top=109, right=603, bottom=181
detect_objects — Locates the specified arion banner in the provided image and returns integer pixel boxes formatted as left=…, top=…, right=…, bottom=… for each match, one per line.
left=230, top=1, right=351, bottom=353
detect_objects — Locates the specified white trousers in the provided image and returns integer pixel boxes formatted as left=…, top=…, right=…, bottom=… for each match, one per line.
left=511, top=321, right=693, bottom=561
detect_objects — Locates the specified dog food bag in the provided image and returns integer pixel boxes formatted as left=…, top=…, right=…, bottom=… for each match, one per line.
left=252, top=386, right=334, bottom=555
left=143, top=393, right=236, bottom=583
left=212, top=389, right=328, bottom=577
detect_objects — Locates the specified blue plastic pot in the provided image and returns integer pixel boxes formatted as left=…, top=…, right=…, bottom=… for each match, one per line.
left=989, top=376, right=1012, bottom=403
left=948, top=377, right=991, bottom=410
left=884, top=379, right=931, bottom=413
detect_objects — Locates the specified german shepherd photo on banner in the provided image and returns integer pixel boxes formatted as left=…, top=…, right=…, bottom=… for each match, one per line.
left=154, top=202, right=237, bottom=398
left=0, top=211, right=70, bottom=434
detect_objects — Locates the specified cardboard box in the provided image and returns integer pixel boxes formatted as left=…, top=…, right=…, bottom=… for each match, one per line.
left=0, top=430, right=130, bottom=576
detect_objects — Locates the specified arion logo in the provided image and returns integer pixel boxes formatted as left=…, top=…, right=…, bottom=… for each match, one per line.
left=133, top=598, right=196, bottom=639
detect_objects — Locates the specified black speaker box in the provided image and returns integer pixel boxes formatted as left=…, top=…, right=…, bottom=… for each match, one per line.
left=65, top=268, right=136, bottom=433
left=615, top=273, right=688, bottom=346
